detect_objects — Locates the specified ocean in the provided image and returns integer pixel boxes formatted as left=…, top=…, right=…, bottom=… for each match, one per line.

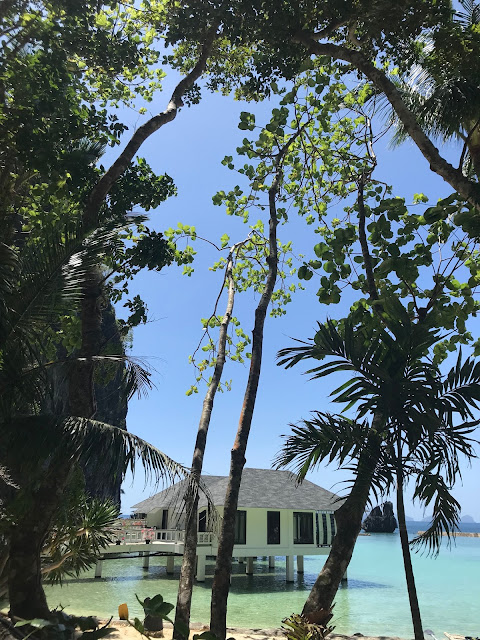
left=43, top=521, right=480, bottom=638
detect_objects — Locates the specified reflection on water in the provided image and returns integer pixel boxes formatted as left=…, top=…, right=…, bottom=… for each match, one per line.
left=44, top=527, right=480, bottom=638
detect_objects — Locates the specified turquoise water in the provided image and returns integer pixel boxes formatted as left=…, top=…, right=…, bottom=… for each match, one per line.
left=44, top=524, right=480, bottom=638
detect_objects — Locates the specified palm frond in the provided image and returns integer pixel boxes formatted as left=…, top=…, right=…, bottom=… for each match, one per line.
left=274, top=413, right=371, bottom=480
left=43, top=495, right=120, bottom=583
left=3, top=217, right=138, bottom=349
left=440, top=351, right=480, bottom=421
left=411, top=472, right=461, bottom=555
left=64, top=416, right=186, bottom=489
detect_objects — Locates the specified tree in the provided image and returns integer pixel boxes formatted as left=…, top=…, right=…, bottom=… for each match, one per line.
left=0, top=205, right=185, bottom=618
left=173, top=243, right=236, bottom=637
left=0, top=0, right=223, bottom=618
left=385, top=0, right=480, bottom=177
left=276, top=311, right=479, bottom=640
left=167, top=0, right=480, bottom=213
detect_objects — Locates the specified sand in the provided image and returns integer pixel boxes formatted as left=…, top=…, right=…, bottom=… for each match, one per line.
left=101, top=620, right=407, bottom=640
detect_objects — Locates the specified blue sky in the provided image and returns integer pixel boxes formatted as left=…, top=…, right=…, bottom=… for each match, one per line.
left=109, top=71, right=479, bottom=522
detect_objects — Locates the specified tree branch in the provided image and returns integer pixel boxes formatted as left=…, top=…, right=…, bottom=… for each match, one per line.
left=292, top=32, right=480, bottom=209
left=83, top=23, right=219, bottom=228
left=311, top=18, right=349, bottom=41
left=357, top=176, right=381, bottom=310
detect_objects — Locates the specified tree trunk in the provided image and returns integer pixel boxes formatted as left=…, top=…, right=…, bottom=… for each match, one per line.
left=4, top=28, right=220, bottom=622
left=174, top=254, right=236, bottom=639
left=7, top=458, right=72, bottom=619
left=209, top=174, right=280, bottom=640
left=396, top=439, right=423, bottom=640
left=6, top=271, right=102, bottom=619
left=302, top=428, right=382, bottom=617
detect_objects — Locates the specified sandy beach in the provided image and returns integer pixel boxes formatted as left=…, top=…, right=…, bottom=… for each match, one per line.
left=101, top=620, right=408, bottom=640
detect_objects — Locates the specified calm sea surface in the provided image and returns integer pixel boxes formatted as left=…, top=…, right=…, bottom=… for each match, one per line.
left=43, top=522, right=480, bottom=638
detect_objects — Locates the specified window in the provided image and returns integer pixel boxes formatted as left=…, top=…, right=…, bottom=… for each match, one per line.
left=161, top=509, right=168, bottom=529
left=294, top=512, right=314, bottom=544
left=267, top=511, right=280, bottom=544
left=234, top=511, right=246, bottom=544
left=329, top=513, right=336, bottom=539
left=198, top=509, right=207, bottom=532
left=322, top=513, right=328, bottom=545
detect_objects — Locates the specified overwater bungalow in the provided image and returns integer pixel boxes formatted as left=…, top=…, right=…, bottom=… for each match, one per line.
left=127, top=468, right=339, bottom=582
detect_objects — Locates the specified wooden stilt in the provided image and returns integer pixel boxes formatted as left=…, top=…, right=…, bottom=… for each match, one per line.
left=94, top=559, right=103, bottom=578
left=196, top=555, right=206, bottom=582
left=286, top=556, right=294, bottom=582
left=297, top=555, right=304, bottom=573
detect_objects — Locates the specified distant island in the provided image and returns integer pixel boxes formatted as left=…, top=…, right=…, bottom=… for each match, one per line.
left=461, top=514, right=476, bottom=523
left=405, top=515, right=414, bottom=521
left=421, top=514, right=476, bottom=523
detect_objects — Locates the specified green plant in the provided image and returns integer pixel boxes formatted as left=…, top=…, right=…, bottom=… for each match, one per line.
left=14, top=610, right=115, bottom=640
left=282, top=610, right=335, bottom=640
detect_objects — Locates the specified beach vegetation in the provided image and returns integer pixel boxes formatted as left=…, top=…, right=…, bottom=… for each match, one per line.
left=2, top=0, right=480, bottom=635
left=276, top=313, right=480, bottom=640
left=281, top=610, right=334, bottom=640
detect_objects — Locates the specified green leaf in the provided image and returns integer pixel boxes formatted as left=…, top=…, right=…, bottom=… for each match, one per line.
left=15, top=619, right=54, bottom=629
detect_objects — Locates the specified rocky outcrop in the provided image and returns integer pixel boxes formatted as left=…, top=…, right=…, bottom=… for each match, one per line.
left=362, top=502, right=397, bottom=533
left=49, top=299, right=128, bottom=505
left=83, top=300, right=128, bottom=504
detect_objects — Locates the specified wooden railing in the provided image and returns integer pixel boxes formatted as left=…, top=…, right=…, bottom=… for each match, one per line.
left=197, top=532, right=214, bottom=544
left=155, top=529, right=185, bottom=542
left=111, top=526, right=215, bottom=545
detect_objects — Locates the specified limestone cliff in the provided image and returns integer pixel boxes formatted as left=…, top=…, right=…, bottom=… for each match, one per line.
left=362, top=501, right=398, bottom=533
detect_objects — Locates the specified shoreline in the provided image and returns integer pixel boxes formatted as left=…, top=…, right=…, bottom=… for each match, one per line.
left=101, top=621, right=409, bottom=640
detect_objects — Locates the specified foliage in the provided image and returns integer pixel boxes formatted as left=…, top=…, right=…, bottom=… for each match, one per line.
left=14, top=611, right=115, bottom=640
left=113, top=593, right=233, bottom=640
left=165, top=0, right=452, bottom=97
left=276, top=311, right=480, bottom=553
left=384, top=0, right=480, bottom=169
left=42, top=484, right=119, bottom=583
left=282, top=610, right=334, bottom=640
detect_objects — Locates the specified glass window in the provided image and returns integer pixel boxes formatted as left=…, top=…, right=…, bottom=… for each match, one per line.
left=267, top=511, right=280, bottom=544
left=322, top=513, right=328, bottom=545
left=235, top=511, right=246, bottom=544
left=329, top=513, right=336, bottom=539
left=161, top=509, right=168, bottom=529
left=198, top=510, right=207, bottom=532
left=294, top=512, right=314, bottom=544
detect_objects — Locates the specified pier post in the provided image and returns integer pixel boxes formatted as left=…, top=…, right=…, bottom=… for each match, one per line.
left=297, top=555, right=304, bottom=573
left=341, top=569, right=348, bottom=582
left=286, top=556, right=294, bottom=582
left=143, top=552, right=150, bottom=570
left=166, top=555, right=175, bottom=575
left=196, top=555, right=206, bottom=582
left=94, top=558, right=103, bottom=579
left=246, top=557, right=254, bottom=575
left=238, top=557, right=245, bottom=563
left=268, top=556, right=275, bottom=568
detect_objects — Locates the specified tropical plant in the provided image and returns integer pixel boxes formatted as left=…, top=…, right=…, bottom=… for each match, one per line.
left=384, top=0, right=480, bottom=177
left=276, top=309, right=479, bottom=640
left=282, top=609, right=334, bottom=640
left=0, top=207, right=184, bottom=618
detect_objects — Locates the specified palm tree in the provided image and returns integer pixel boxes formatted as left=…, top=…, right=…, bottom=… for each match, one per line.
left=386, top=0, right=480, bottom=175
left=275, top=309, right=479, bottom=640
left=0, top=217, right=183, bottom=619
